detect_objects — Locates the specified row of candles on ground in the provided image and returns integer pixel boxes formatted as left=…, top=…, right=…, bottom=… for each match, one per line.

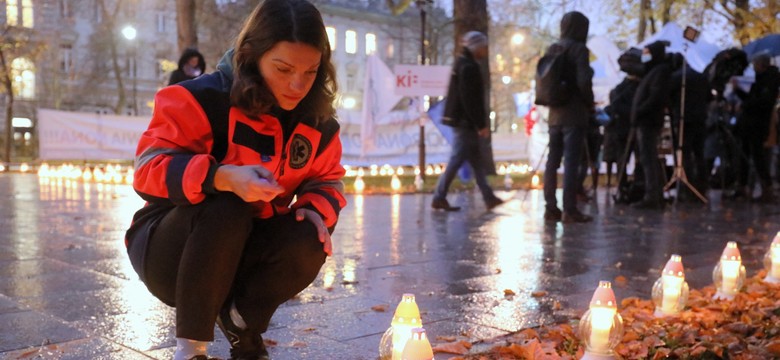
left=344, top=163, right=532, bottom=178
left=346, top=163, right=539, bottom=193
left=381, top=235, right=780, bottom=360
left=36, top=163, right=134, bottom=185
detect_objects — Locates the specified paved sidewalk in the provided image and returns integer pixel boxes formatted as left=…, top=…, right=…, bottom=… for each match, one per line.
left=0, top=173, right=778, bottom=359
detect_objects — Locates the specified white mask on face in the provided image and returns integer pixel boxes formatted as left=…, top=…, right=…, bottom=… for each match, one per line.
left=641, top=53, right=652, bottom=63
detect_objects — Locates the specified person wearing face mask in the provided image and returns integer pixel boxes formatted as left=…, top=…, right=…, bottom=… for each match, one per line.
left=630, top=41, right=673, bottom=209
left=168, top=47, right=207, bottom=85
left=125, top=1, right=345, bottom=359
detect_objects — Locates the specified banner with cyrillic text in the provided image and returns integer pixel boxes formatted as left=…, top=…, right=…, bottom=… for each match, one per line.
left=38, top=109, right=148, bottom=161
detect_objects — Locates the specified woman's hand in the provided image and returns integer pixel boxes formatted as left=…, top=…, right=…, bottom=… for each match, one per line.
left=214, top=164, right=284, bottom=202
left=295, top=208, right=332, bottom=256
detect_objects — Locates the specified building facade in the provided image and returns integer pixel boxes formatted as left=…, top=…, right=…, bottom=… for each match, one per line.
left=0, top=0, right=452, bottom=160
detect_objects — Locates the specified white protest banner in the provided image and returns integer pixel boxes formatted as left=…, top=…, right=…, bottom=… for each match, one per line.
left=38, top=108, right=148, bottom=161
left=394, top=65, right=451, bottom=97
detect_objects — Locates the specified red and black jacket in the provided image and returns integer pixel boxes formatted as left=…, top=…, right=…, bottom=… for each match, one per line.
left=125, top=65, right=346, bottom=254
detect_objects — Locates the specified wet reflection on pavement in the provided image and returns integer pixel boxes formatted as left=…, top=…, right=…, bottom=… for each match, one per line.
left=0, top=173, right=777, bottom=359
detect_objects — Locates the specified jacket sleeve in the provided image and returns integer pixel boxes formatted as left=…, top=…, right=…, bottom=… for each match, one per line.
left=458, top=62, right=487, bottom=130
left=635, top=66, right=672, bottom=119
left=741, top=77, right=780, bottom=113
left=572, top=44, right=595, bottom=107
left=133, top=85, right=220, bottom=205
left=290, top=124, right=347, bottom=229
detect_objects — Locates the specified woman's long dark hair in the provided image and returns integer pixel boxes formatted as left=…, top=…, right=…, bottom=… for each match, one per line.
left=231, top=0, right=337, bottom=125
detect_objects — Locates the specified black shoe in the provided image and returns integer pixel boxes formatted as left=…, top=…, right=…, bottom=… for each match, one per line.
left=216, top=304, right=270, bottom=360
left=431, top=198, right=460, bottom=211
left=543, top=208, right=562, bottom=222
left=485, top=197, right=505, bottom=210
left=562, top=211, right=592, bottom=223
left=631, top=199, right=665, bottom=210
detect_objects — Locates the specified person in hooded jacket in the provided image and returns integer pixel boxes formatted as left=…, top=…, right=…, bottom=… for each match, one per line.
left=168, top=47, right=207, bottom=85
left=125, top=1, right=345, bottom=359
left=731, top=53, right=780, bottom=202
left=542, top=11, right=595, bottom=223
left=630, top=41, right=673, bottom=209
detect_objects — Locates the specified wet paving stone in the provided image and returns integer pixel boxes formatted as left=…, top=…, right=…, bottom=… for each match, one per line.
left=1, top=173, right=779, bottom=359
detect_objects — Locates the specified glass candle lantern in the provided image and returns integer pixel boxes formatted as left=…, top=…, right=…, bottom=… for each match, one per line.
left=763, top=232, right=780, bottom=284
left=713, top=241, right=747, bottom=300
left=400, top=327, right=434, bottom=360
left=578, top=281, right=624, bottom=360
left=379, top=294, right=423, bottom=360
left=651, top=254, right=689, bottom=316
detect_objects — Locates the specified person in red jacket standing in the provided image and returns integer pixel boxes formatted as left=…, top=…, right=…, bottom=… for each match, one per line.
left=124, top=1, right=345, bottom=359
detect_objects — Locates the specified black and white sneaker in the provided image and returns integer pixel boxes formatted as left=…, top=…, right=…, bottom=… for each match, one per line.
left=216, top=304, right=270, bottom=360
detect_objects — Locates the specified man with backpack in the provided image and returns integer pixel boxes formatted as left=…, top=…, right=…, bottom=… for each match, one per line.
left=536, top=11, right=594, bottom=223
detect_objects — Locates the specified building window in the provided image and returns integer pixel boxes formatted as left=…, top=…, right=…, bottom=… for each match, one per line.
left=326, top=27, right=336, bottom=51
left=60, top=44, right=73, bottom=73
left=365, top=33, right=376, bottom=55
left=94, top=0, right=102, bottom=23
left=11, top=57, right=35, bottom=99
left=156, top=12, right=165, bottom=33
left=60, top=0, right=71, bottom=18
left=6, top=0, right=18, bottom=26
left=345, top=30, right=357, bottom=55
left=21, top=0, right=33, bottom=28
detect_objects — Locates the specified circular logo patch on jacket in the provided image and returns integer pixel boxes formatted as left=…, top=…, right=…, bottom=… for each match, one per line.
left=289, top=134, right=312, bottom=169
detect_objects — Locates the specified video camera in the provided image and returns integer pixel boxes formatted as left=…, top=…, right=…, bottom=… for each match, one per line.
left=704, top=48, right=748, bottom=97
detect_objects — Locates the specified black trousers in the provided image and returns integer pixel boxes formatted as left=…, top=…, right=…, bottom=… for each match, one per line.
left=143, top=193, right=326, bottom=341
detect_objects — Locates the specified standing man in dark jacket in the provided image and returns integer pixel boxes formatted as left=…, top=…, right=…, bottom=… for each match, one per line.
left=542, top=11, right=594, bottom=223
left=732, top=54, right=780, bottom=202
left=432, top=31, right=504, bottom=211
left=631, top=41, right=672, bottom=209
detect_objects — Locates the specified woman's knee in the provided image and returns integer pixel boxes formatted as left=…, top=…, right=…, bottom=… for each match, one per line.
left=197, top=193, right=254, bottom=230
left=280, top=222, right=327, bottom=277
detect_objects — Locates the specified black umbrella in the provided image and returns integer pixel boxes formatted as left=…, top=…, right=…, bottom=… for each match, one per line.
left=742, top=33, right=780, bottom=57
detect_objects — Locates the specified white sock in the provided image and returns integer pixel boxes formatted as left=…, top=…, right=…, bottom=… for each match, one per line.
left=173, top=338, right=208, bottom=360
left=229, top=301, right=248, bottom=329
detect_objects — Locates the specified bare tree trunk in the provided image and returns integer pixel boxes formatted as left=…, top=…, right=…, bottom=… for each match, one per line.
left=661, top=0, right=673, bottom=24
left=0, top=49, right=13, bottom=163
left=176, top=0, right=198, bottom=52
left=638, top=0, right=650, bottom=43
left=731, top=0, right=750, bottom=45
left=96, top=0, right=127, bottom=114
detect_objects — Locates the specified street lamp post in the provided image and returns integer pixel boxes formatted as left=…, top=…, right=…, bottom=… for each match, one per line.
left=415, top=0, right=431, bottom=182
left=121, top=25, right=138, bottom=116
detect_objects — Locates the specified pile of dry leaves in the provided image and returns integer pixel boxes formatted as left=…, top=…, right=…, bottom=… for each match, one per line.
left=433, top=271, right=780, bottom=360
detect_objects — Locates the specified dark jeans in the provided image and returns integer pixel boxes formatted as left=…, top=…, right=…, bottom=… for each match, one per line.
left=434, top=127, right=497, bottom=203
left=142, top=193, right=326, bottom=341
left=636, top=126, right=664, bottom=202
left=738, top=129, right=772, bottom=189
left=544, top=125, right=585, bottom=214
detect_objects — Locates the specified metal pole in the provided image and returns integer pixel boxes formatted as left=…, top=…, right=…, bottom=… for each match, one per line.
left=132, top=46, right=138, bottom=116
left=417, top=1, right=427, bottom=181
